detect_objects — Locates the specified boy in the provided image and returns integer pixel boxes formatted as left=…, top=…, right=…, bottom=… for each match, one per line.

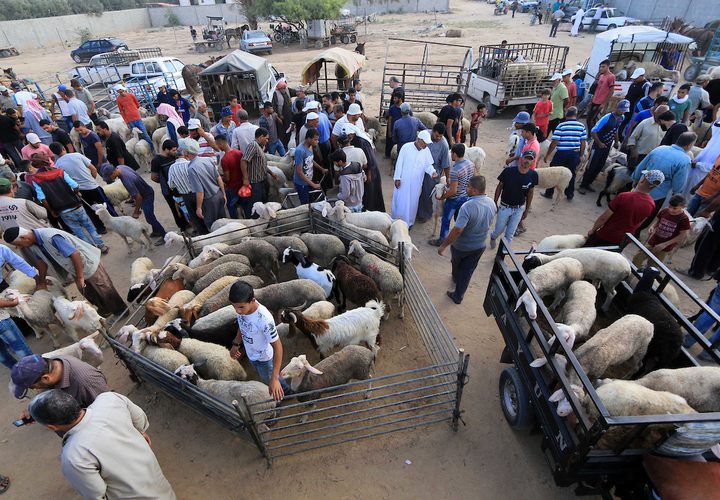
left=330, top=149, right=365, bottom=212
left=532, top=89, right=552, bottom=138
left=632, top=194, right=690, bottom=267
left=229, top=280, right=289, bottom=401
left=469, top=103, right=487, bottom=147
left=669, top=84, right=692, bottom=124
left=293, top=128, right=323, bottom=204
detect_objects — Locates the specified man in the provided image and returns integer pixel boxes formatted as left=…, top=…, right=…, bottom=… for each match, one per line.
left=302, top=101, right=332, bottom=187
left=40, top=120, right=74, bottom=153
left=30, top=154, right=107, bottom=251
left=417, top=123, right=451, bottom=223
left=169, top=142, right=204, bottom=234
left=630, top=132, right=695, bottom=231
left=669, top=83, right=692, bottom=124
left=229, top=97, right=244, bottom=127
left=182, top=138, right=226, bottom=231
left=635, top=81, right=664, bottom=114
left=70, top=79, right=97, bottom=124
left=507, top=123, right=540, bottom=170
left=193, top=101, right=212, bottom=132
left=388, top=76, right=404, bottom=98
left=0, top=177, right=48, bottom=231
left=331, top=104, right=352, bottom=147
left=562, top=69, right=577, bottom=108
left=50, top=142, right=113, bottom=234
left=548, top=73, right=568, bottom=133
left=352, top=80, right=364, bottom=102
left=549, top=5, right=564, bottom=37
left=331, top=149, right=366, bottom=212
left=63, top=90, right=93, bottom=129
left=590, top=4, right=604, bottom=31
left=438, top=175, right=495, bottom=304
left=100, top=163, right=166, bottom=242
left=0, top=85, right=15, bottom=112
left=623, top=68, right=651, bottom=130
left=28, top=390, right=175, bottom=499
left=231, top=109, right=259, bottom=153
left=217, top=134, right=243, bottom=218
left=384, top=92, right=404, bottom=158
left=490, top=150, right=539, bottom=247
left=343, top=88, right=363, bottom=113
left=579, top=99, right=629, bottom=194
left=570, top=6, right=584, bottom=36
left=430, top=143, right=475, bottom=246
left=392, top=102, right=427, bottom=152
left=51, top=85, right=74, bottom=130
left=438, top=93, right=463, bottom=147
left=587, top=60, right=616, bottom=129
left=239, top=128, right=272, bottom=217
left=291, top=86, right=310, bottom=143
left=258, top=101, right=285, bottom=156
left=391, top=130, right=438, bottom=227
left=21, top=133, right=54, bottom=164
left=4, top=226, right=125, bottom=315
left=272, top=79, right=293, bottom=148
left=506, top=112, right=531, bottom=167
left=154, top=85, right=176, bottom=110
left=660, top=112, right=687, bottom=146
left=298, top=111, right=318, bottom=146
left=688, top=156, right=720, bottom=216
left=623, top=94, right=669, bottom=147
left=150, top=139, right=188, bottom=231
left=114, top=86, right=153, bottom=149
left=541, top=106, right=586, bottom=201
left=584, top=170, right=663, bottom=247
left=688, top=75, right=713, bottom=117
left=10, top=82, right=36, bottom=111
left=73, top=121, right=104, bottom=168
left=187, top=118, right=219, bottom=159
left=171, top=90, right=191, bottom=125
left=95, top=121, right=141, bottom=171
left=0, top=108, right=23, bottom=168
left=626, top=106, right=672, bottom=169
left=210, top=106, right=235, bottom=138
left=294, top=128, right=324, bottom=204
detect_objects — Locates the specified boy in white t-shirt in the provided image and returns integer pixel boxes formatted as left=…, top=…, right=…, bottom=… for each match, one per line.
left=228, top=281, right=290, bottom=401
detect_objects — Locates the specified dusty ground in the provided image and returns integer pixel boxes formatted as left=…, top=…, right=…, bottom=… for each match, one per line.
left=0, top=2, right=716, bottom=499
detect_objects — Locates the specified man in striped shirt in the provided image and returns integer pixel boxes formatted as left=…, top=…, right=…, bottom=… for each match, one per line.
left=241, top=128, right=277, bottom=218
left=168, top=143, right=205, bottom=234
left=541, top=106, right=586, bottom=201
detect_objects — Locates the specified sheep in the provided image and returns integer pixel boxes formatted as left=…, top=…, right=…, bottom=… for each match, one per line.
left=536, top=234, right=587, bottom=252
left=118, top=326, right=191, bottom=372
left=210, top=202, right=284, bottom=236
left=348, top=240, right=404, bottom=318
left=92, top=204, right=153, bottom=256
left=152, top=126, right=168, bottom=153
left=280, top=300, right=385, bottom=356
left=465, top=146, right=486, bottom=175
left=683, top=215, right=711, bottom=248
left=264, top=154, right=294, bottom=180
left=515, top=257, right=584, bottom=320
left=101, top=179, right=131, bottom=207
left=174, top=364, right=276, bottom=422
left=164, top=222, right=249, bottom=251
left=316, top=202, right=390, bottom=247
left=255, top=279, right=328, bottom=314
left=187, top=306, right=239, bottom=345
left=302, top=300, right=335, bottom=320
left=218, top=239, right=280, bottom=281
left=143, top=277, right=185, bottom=325
left=262, top=235, right=309, bottom=256
left=596, top=163, right=632, bottom=207
left=430, top=176, right=447, bottom=238
left=142, top=115, right=159, bottom=136
left=181, top=275, right=243, bottom=323
left=125, top=129, right=140, bottom=158
left=191, top=262, right=255, bottom=295
left=329, top=255, right=382, bottom=312
left=4, top=289, right=64, bottom=347
left=188, top=243, right=230, bottom=268
left=128, top=257, right=157, bottom=302
left=6, top=271, right=66, bottom=298
left=52, top=296, right=105, bottom=342
left=104, top=116, right=131, bottom=140
left=198, top=276, right=265, bottom=317
left=690, top=110, right=712, bottom=146
left=299, top=233, right=346, bottom=267
left=147, top=289, right=196, bottom=332
left=42, top=333, right=104, bottom=367
left=414, top=111, right=438, bottom=129
left=134, top=140, right=153, bottom=170
left=281, top=248, right=336, bottom=299
left=535, top=166, right=573, bottom=208
left=328, top=200, right=392, bottom=236
left=267, top=165, right=289, bottom=203
left=531, top=314, right=655, bottom=416
left=552, top=281, right=597, bottom=348
left=263, top=204, right=312, bottom=235
left=630, top=367, right=720, bottom=412
left=390, top=219, right=418, bottom=260
left=172, top=260, right=252, bottom=290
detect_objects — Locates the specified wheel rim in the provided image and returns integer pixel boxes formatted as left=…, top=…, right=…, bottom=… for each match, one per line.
left=503, top=378, right=519, bottom=419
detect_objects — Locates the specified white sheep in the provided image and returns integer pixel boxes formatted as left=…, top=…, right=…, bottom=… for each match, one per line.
left=552, top=281, right=597, bottom=348
left=134, top=139, right=153, bottom=170
left=152, top=331, right=247, bottom=381
left=104, top=116, right=131, bottom=140
left=264, top=154, right=293, bottom=180
left=152, top=126, right=168, bottom=153
left=299, top=233, right=346, bottom=268
left=316, top=202, right=390, bottom=247
left=262, top=204, right=312, bottom=235
left=125, top=129, right=140, bottom=160
left=329, top=200, right=392, bottom=236
left=101, top=179, right=131, bottom=207
left=209, top=202, right=282, bottom=236
left=348, top=240, right=404, bottom=318
left=92, top=203, right=153, bottom=256
left=465, top=146, right=486, bottom=175
left=172, top=258, right=252, bottom=288
left=536, top=234, right=587, bottom=252
left=302, top=300, right=335, bottom=320
left=4, top=289, right=64, bottom=346
left=142, top=116, right=159, bottom=136
left=630, top=367, right=720, bottom=413
left=515, top=257, right=584, bottom=320
left=189, top=243, right=230, bottom=268
left=536, top=166, right=573, bottom=208
left=164, top=222, right=249, bottom=251
left=128, top=257, right=158, bottom=302
left=6, top=271, right=66, bottom=298
left=430, top=176, right=447, bottom=238
left=42, top=333, right=104, bottom=367
left=118, top=326, right=191, bottom=373
left=181, top=275, right=243, bottom=322
left=52, top=296, right=105, bottom=342
left=390, top=219, right=418, bottom=260
left=281, top=247, right=335, bottom=299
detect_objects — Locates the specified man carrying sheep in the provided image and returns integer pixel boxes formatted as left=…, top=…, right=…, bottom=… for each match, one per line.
left=229, top=280, right=290, bottom=401
left=0, top=245, right=38, bottom=369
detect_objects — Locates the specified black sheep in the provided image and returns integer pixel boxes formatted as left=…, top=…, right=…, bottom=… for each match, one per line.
left=329, top=255, right=381, bottom=312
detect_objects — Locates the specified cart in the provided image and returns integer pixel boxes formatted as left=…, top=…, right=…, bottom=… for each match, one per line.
left=194, top=16, right=229, bottom=53
left=330, top=19, right=357, bottom=45
left=300, top=47, right=366, bottom=94
left=483, top=236, right=720, bottom=497
left=684, top=27, right=720, bottom=81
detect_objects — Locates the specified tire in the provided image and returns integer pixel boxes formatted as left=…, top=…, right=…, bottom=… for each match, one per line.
left=72, top=54, right=82, bottom=63
left=341, top=34, right=350, bottom=44
left=350, top=34, right=357, bottom=43
left=214, top=42, right=224, bottom=52
left=196, top=44, right=207, bottom=54
left=274, top=33, right=282, bottom=42
left=607, top=24, right=617, bottom=30
left=684, top=63, right=703, bottom=82
left=499, top=367, right=535, bottom=431
left=483, top=94, right=498, bottom=118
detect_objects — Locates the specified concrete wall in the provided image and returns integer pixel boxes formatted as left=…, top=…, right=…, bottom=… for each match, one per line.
left=148, top=5, right=247, bottom=27
left=609, top=0, right=720, bottom=28
left=0, top=8, right=151, bottom=51
left=346, top=0, right=449, bottom=15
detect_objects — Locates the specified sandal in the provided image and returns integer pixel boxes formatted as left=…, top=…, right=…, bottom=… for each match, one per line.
left=515, top=226, right=527, bottom=236
left=0, top=475, right=10, bottom=494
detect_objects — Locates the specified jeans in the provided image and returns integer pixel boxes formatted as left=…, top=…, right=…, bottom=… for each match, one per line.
left=127, top=120, right=154, bottom=150
left=0, top=317, right=33, bottom=369
left=549, top=19, right=560, bottom=37
left=491, top=205, right=525, bottom=244
left=295, top=182, right=311, bottom=205
left=685, top=283, right=720, bottom=348
left=439, top=196, right=467, bottom=241
left=267, top=139, right=286, bottom=156
left=225, top=187, right=241, bottom=219
left=469, top=128, right=478, bottom=146
left=580, top=145, right=611, bottom=189
left=61, top=206, right=105, bottom=248
left=688, top=193, right=708, bottom=216
left=250, top=358, right=291, bottom=393
left=140, top=193, right=166, bottom=236
left=544, top=150, right=580, bottom=199
left=450, top=246, right=485, bottom=302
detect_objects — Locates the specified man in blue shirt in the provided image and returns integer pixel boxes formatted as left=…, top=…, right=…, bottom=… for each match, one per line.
left=392, top=102, right=427, bottom=153
left=541, top=106, right=587, bottom=200
left=579, top=99, right=629, bottom=194
left=303, top=101, right=333, bottom=189
left=294, top=128, right=324, bottom=204
left=0, top=244, right=37, bottom=369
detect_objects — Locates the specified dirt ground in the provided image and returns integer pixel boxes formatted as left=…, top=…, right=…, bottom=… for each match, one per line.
left=0, top=2, right=716, bottom=498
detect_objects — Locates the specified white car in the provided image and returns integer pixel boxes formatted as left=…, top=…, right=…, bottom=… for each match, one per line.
left=572, top=7, right=637, bottom=32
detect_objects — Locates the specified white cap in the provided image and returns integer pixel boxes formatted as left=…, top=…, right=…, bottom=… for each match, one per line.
left=113, top=84, right=127, bottom=92
left=187, top=118, right=201, bottom=130
left=0, top=85, right=7, bottom=92
left=302, top=101, right=320, bottom=112
left=305, top=112, right=319, bottom=121
left=26, top=133, right=41, bottom=144
left=417, top=130, right=431, bottom=144
left=347, top=103, right=362, bottom=115
left=550, top=72, right=562, bottom=80
left=561, top=69, right=573, bottom=77
left=631, top=68, right=646, bottom=79
left=342, top=123, right=358, bottom=135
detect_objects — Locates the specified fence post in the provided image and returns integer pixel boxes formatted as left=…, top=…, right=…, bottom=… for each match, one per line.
left=234, top=396, right=273, bottom=467
left=182, top=232, right=196, bottom=259
left=451, top=348, right=469, bottom=432
left=398, top=242, right=405, bottom=276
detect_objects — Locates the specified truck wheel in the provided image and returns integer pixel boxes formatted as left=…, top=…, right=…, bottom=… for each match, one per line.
left=341, top=34, right=350, bottom=44
left=499, top=367, right=535, bottom=431
left=273, top=33, right=282, bottom=42
left=607, top=24, right=617, bottom=30
left=214, top=42, right=224, bottom=52
left=196, top=44, right=207, bottom=54
left=350, top=34, right=357, bottom=43
left=482, top=94, right=497, bottom=118
left=684, top=63, right=702, bottom=82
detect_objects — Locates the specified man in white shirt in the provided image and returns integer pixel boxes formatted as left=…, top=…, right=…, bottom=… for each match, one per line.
left=231, top=109, right=259, bottom=152
left=63, top=90, right=93, bottom=128
left=0, top=177, right=49, bottom=232
left=28, top=390, right=175, bottom=500
left=392, top=129, right=438, bottom=227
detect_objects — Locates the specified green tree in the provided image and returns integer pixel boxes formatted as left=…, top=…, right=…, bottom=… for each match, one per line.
left=251, top=0, right=345, bottom=25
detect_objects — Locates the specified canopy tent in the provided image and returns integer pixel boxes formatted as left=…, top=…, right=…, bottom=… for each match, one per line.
left=300, top=47, right=366, bottom=88
left=585, top=26, right=693, bottom=82
left=200, top=50, right=274, bottom=86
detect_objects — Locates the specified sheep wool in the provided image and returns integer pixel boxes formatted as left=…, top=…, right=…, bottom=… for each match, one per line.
left=299, top=233, right=346, bottom=267
left=348, top=240, right=403, bottom=318
left=191, top=262, right=254, bottom=295
left=536, top=234, right=587, bottom=252
left=172, top=336, right=247, bottom=381
left=555, top=280, right=598, bottom=347
left=281, top=345, right=374, bottom=396
left=263, top=235, right=309, bottom=256
left=516, top=257, right=583, bottom=320
left=255, top=279, right=327, bottom=313
left=182, top=275, right=243, bottom=322
left=151, top=289, right=196, bottom=330
left=172, top=254, right=251, bottom=286
left=222, top=239, right=280, bottom=281
left=634, top=367, right=720, bottom=413
left=198, top=276, right=265, bottom=317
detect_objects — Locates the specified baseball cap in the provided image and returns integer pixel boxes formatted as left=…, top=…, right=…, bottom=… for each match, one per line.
left=302, top=101, right=320, bottom=112
left=347, top=103, right=362, bottom=115
left=643, top=170, right=665, bottom=186
left=99, top=163, right=117, bottom=183
left=342, top=123, right=358, bottom=135
left=113, top=84, right=127, bottom=92
left=522, top=149, right=537, bottom=159
left=179, top=138, right=200, bottom=155
left=513, top=111, right=531, bottom=124
left=0, top=177, right=11, bottom=189
left=550, top=72, right=562, bottom=80
left=305, top=112, right=319, bottom=121
left=0, top=85, right=7, bottom=92
left=276, top=78, right=287, bottom=90
left=10, top=82, right=20, bottom=90
left=58, top=84, right=67, bottom=91
left=418, top=130, right=432, bottom=144
left=561, top=69, right=573, bottom=77
left=26, top=133, right=41, bottom=144
left=630, top=68, right=646, bottom=79
left=220, top=106, right=233, bottom=118
left=187, top=118, right=201, bottom=130
left=617, top=99, right=631, bottom=112
left=10, top=355, right=46, bottom=399
left=400, top=102, right=411, bottom=113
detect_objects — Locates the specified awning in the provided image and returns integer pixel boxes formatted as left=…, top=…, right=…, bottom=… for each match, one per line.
left=300, top=48, right=366, bottom=85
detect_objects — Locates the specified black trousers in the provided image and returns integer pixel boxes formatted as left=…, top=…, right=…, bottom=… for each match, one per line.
left=79, top=187, right=116, bottom=233
left=182, top=193, right=208, bottom=235
left=317, top=140, right=333, bottom=189
left=587, top=103, right=603, bottom=129
left=549, top=20, right=560, bottom=37
left=241, top=180, right=269, bottom=218
left=163, top=193, right=188, bottom=231
left=689, top=211, right=720, bottom=278
left=580, top=146, right=611, bottom=189
left=450, top=246, right=485, bottom=302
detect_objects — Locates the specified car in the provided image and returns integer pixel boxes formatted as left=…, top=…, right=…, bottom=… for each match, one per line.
left=518, top=1, right=539, bottom=13
left=240, top=30, right=273, bottom=55
left=560, top=0, right=585, bottom=22
left=70, top=38, right=128, bottom=63
left=571, top=7, right=637, bottom=32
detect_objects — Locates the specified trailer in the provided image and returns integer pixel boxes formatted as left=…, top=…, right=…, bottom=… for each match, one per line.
left=465, top=42, right=569, bottom=118
left=194, top=16, right=230, bottom=53
left=483, top=236, right=720, bottom=497
left=684, top=26, right=720, bottom=82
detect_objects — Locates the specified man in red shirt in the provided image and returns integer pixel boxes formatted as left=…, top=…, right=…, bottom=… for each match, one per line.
left=216, top=134, right=243, bottom=218
left=229, top=97, right=244, bottom=127
left=114, top=85, right=153, bottom=151
left=563, top=69, right=577, bottom=108
left=585, top=169, right=664, bottom=247
left=587, top=60, right=616, bottom=129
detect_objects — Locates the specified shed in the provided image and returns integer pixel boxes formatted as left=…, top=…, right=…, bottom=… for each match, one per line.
left=300, top=47, right=366, bottom=94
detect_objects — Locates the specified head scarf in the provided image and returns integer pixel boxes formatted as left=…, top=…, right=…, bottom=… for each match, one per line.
left=23, top=99, right=48, bottom=121
left=156, top=103, right=184, bottom=130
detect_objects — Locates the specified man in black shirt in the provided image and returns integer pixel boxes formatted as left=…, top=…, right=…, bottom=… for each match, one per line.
left=40, top=120, right=74, bottom=153
left=343, top=88, right=364, bottom=113
left=95, top=121, right=141, bottom=171
left=438, top=93, right=463, bottom=147
left=0, top=108, right=24, bottom=169
left=150, top=139, right=188, bottom=231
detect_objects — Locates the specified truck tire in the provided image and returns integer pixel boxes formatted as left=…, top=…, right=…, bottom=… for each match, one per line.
left=274, top=33, right=283, bottom=42
left=684, top=63, right=702, bottom=82
left=499, top=367, right=535, bottom=431
left=196, top=44, right=207, bottom=54
left=341, top=34, right=350, bottom=44
left=214, top=42, right=224, bottom=52
left=483, top=94, right=498, bottom=118
left=350, top=34, right=357, bottom=43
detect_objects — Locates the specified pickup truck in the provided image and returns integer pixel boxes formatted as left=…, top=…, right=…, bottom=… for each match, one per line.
left=68, top=48, right=164, bottom=85
left=110, top=57, right=187, bottom=105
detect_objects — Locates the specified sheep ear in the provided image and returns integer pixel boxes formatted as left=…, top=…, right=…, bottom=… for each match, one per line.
left=70, top=304, right=85, bottom=321
left=549, top=389, right=566, bottom=403
left=530, top=358, right=547, bottom=368
left=514, top=295, right=524, bottom=312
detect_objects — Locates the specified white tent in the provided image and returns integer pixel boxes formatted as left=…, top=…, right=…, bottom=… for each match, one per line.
left=585, top=26, right=693, bottom=83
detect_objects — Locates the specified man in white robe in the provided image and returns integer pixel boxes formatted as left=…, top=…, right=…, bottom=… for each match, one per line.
left=391, top=130, right=438, bottom=226
left=571, top=8, right=584, bottom=37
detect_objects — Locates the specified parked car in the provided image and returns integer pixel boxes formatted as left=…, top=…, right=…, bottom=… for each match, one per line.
left=559, top=0, right=586, bottom=22
left=240, top=30, right=273, bottom=55
left=68, top=48, right=164, bottom=85
left=109, top=57, right=187, bottom=105
left=571, top=7, right=637, bottom=32
left=70, top=38, right=128, bottom=63
left=518, top=1, right=539, bottom=13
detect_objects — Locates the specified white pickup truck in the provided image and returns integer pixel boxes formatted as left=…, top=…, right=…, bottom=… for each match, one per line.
left=109, top=57, right=187, bottom=102
left=69, top=48, right=164, bottom=85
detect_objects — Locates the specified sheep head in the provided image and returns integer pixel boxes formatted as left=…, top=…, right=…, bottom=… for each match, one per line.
left=548, top=323, right=577, bottom=350
left=312, top=200, right=333, bottom=217
left=280, top=354, right=323, bottom=392
left=515, top=290, right=538, bottom=320
left=78, top=336, right=103, bottom=361
left=347, top=240, right=364, bottom=258
left=149, top=330, right=181, bottom=350
left=281, top=247, right=305, bottom=265
left=163, top=232, right=184, bottom=247
left=171, top=264, right=193, bottom=283
left=90, top=203, right=108, bottom=215
left=174, top=364, right=199, bottom=384
left=199, top=245, right=225, bottom=262
left=115, top=325, right=139, bottom=344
